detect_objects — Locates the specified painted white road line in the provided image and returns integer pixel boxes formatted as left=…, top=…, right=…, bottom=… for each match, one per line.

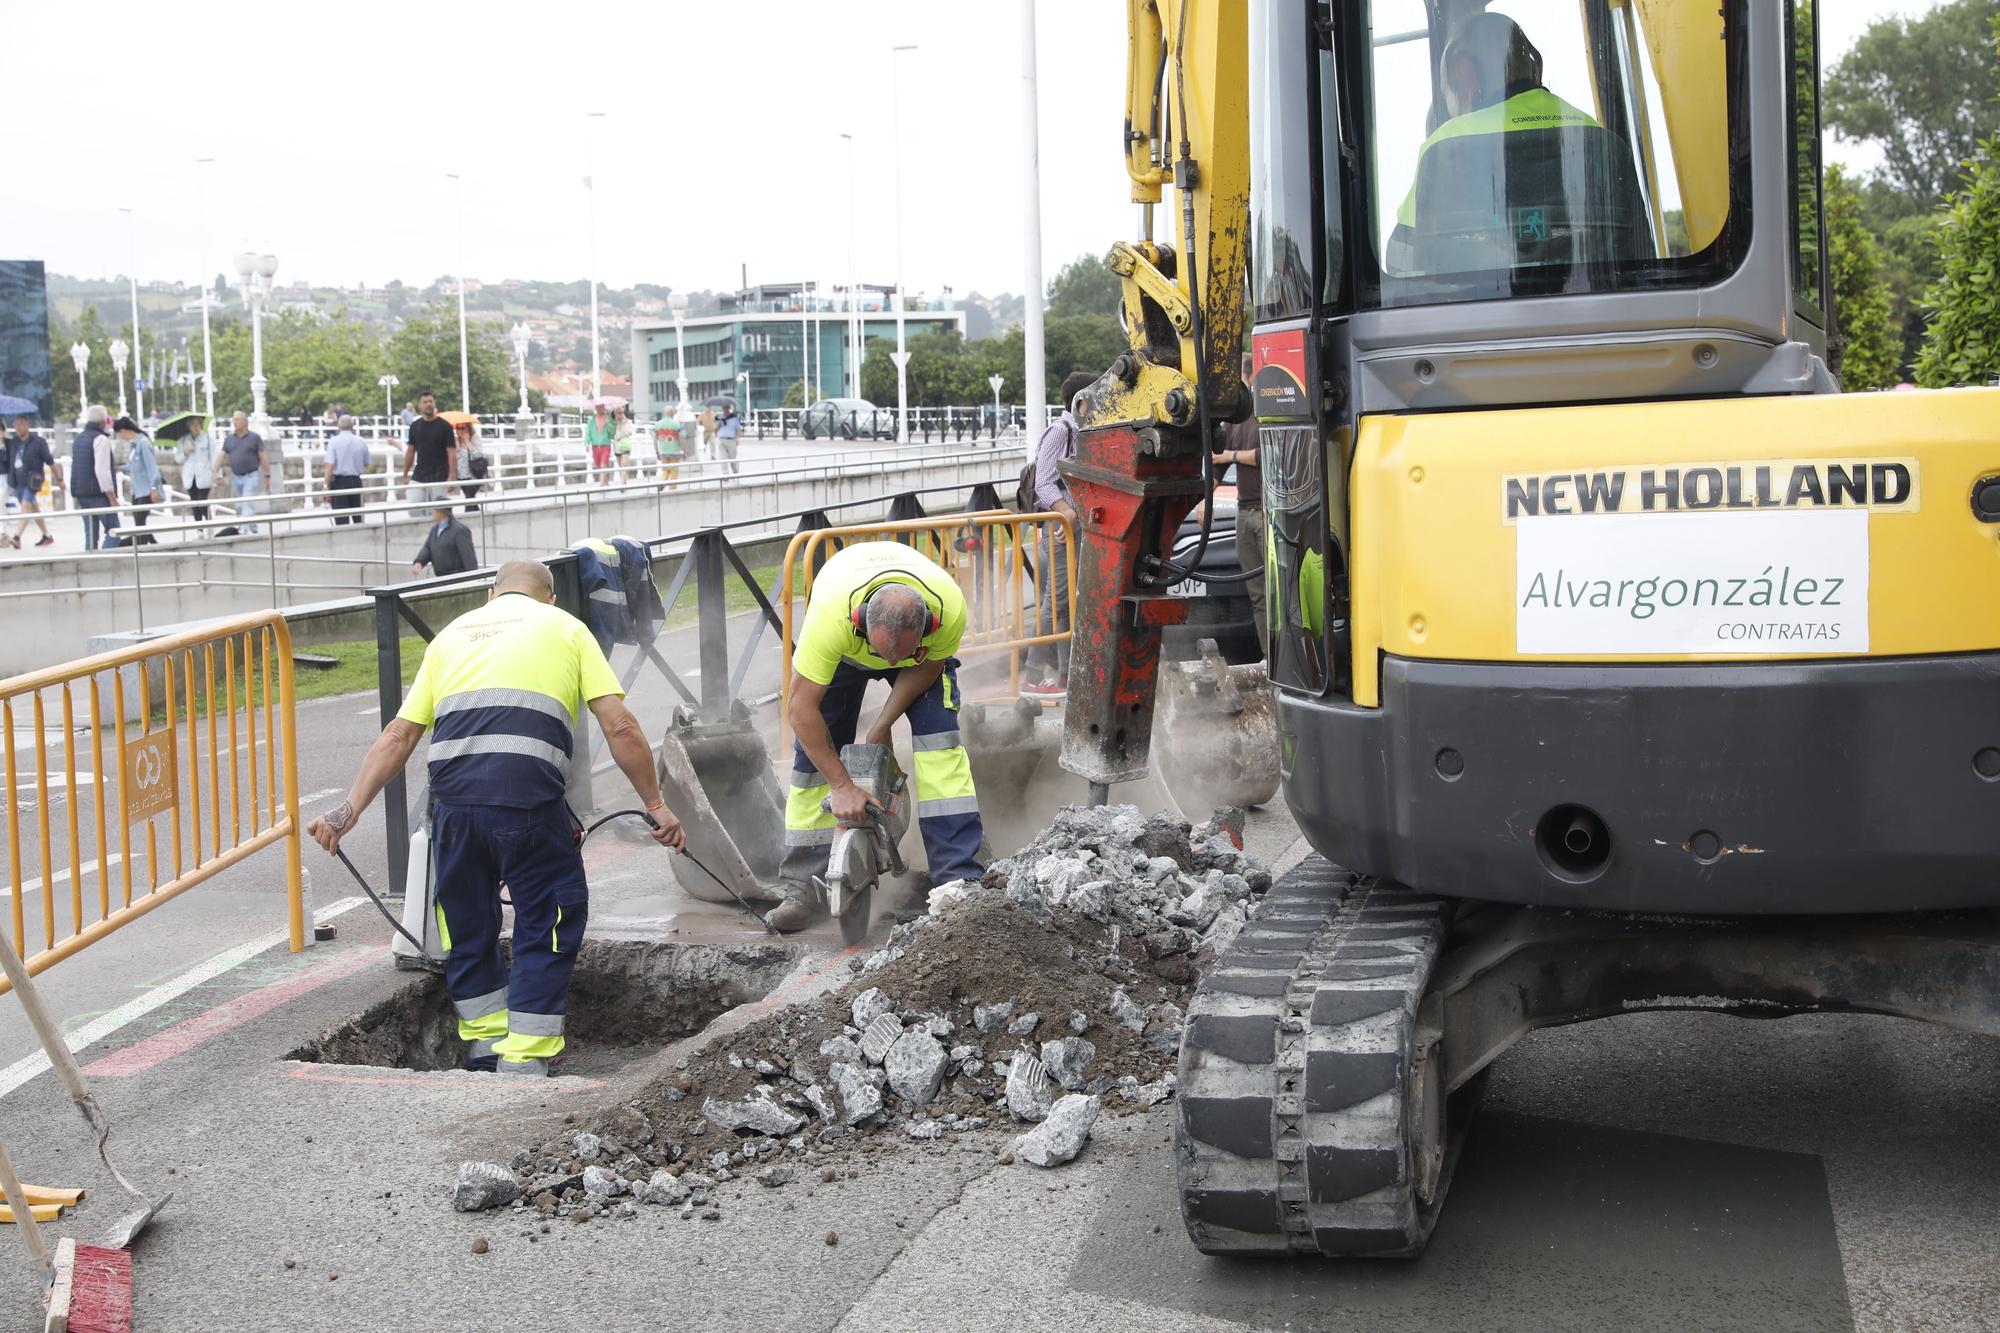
left=0, top=895, right=368, bottom=1102
left=1, top=852, right=128, bottom=902
left=10, top=773, right=97, bottom=789
left=296, top=787, right=345, bottom=805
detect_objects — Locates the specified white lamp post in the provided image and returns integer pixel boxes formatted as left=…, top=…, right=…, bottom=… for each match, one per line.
left=890, top=44, right=917, bottom=442
left=445, top=173, right=471, bottom=412
left=70, top=342, right=90, bottom=423
left=236, top=250, right=278, bottom=438
left=378, top=373, right=400, bottom=423
left=509, top=323, right=533, bottom=418
left=108, top=339, right=130, bottom=417
left=840, top=132, right=861, bottom=398
left=119, top=206, right=145, bottom=422
left=195, top=158, right=218, bottom=425
left=737, top=371, right=749, bottom=416
left=584, top=111, right=606, bottom=401
left=988, top=372, right=1005, bottom=443
left=1019, top=0, right=1048, bottom=444
left=669, top=292, right=690, bottom=410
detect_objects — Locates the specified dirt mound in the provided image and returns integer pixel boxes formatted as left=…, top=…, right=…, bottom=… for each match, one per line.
left=486, top=807, right=1268, bottom=1223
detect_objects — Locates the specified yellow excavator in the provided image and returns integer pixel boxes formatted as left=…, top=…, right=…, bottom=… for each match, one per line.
left=1064, top=0, right=2000, bottom=1257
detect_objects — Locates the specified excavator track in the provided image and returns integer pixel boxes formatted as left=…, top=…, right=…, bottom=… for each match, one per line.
left=1175, top=855, right=1467, bottom=1258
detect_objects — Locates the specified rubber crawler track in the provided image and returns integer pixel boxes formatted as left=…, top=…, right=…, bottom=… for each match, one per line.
left=1175, top=855, right=1454, bottom=1257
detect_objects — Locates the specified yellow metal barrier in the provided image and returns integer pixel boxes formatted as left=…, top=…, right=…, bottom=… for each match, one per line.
left=0, top=612, right=306, bottom=996
left=778, top=511, right=1077, bottom=740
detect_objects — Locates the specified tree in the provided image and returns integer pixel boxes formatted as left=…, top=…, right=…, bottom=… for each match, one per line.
left=1824, top=0, right=2000, bottom=208
left=1045, top=253, right=1122, bottom=319
left=1824, top=165, right=1901, bottom=390
left=1041, top=314, right=1126, bottom=401
left=386, top=304, right=523, bottom=416
left=1916, top=129, right=2000, bottom=384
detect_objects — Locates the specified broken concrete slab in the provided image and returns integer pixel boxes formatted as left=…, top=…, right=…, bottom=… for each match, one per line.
left=859, top=1012, right=904, bottom=1065
left=1039, top=1037, right=1096, bottom=1092
left=1004, top=1051, right=1054, bottom=1123
left=453, top=1162, right=520, bottom=1213
left=1010, top=1093, right=1101, bottom=1167
left=884, top=1029, right=949, bottom=1107
left=701, top=1092, right=807, bottom=1138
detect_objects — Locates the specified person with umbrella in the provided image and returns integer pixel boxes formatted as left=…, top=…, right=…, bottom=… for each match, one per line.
left=115, top=416, right=163, bottom=546
left=3, top=404, right=59, bottom=549
left=154, top=411, right=215, bottom=521
left=441, top=411, right=486, bottom=508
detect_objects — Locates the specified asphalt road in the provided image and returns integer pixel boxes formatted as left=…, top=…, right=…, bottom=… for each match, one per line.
left=1, top=608, right=1996, bottom=1328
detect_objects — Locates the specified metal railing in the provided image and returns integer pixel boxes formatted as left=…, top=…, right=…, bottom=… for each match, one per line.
left=365, top=478, right=1013, bottom=894
left=0, top=445, right=1022, bottom=633
left=0, top=610, right=308, bottom=995
left=777, top=511, right=1075, bottom=745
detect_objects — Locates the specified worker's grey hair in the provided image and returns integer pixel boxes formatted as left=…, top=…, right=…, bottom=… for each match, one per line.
left=232, top=411, right=248, bottom=423
left=337, top=414, right=356, bottom=430
left=85, top=404, right=107, bottom=425
left=865, top=584, right=930, bottom=636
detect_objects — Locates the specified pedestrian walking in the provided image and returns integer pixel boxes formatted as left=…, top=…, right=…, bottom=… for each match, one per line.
left=612, top=406, right=634, bottom=477
left=222, top=412, right=269, bottom=534
left=324, top=414, right=370, bottom=525
left=70, top=406, right=120, bottom=551
left=1021, top=371, right=1094, bottom=698
left=454, top=420, right=487, bottom=508
left=399, top=401, right=418, bottom=430
left=178, top=416, right=217, bottom=520
left=653, top=413, right=683, bottom=489
left=5, top=414, right=59, bottom=548
left=713, top=403, right=742, bottom=475
left=1216, top=354, right=1267, bottom=658
left=305, top=560, right=687, bottom=1074
left=585, top=403, right=615, bottom=482
left=116, top=417, right=162, bottom=546
left=401, top=391, right=457, bottom=506
left=411, top=503, right=477, bottom=576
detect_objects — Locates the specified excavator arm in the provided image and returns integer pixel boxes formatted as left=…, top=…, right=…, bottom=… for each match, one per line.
left=1058, top=0, right=1251, bottom=794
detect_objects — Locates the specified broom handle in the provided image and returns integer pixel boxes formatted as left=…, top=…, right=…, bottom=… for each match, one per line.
left=0, top=1134, right=53, bottom=1287
left=0, top=931, right=95, bottom=1120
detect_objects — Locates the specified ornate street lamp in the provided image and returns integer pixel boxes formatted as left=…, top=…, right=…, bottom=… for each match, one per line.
left=378, top=373, right=400, bottom=423
left=69, top=342, right=90, bottom=424
left=236, top=250, right=279, bottom=439
left=509, top=323, right=533, bottom=419
left=669, top=292, right=691, bottom=412
left=109, top=338, right=130, bottom=417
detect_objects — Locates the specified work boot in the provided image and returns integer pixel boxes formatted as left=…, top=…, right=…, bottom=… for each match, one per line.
left=463, top=1054, right=498, bottom=1073
left=765, top=884, right=826, bottom=934
left=496, top=1057, right=549, bottom=1078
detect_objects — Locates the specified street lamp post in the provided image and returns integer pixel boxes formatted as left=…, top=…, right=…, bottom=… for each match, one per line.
left=509, top=324, right=533, bottom=418
left=445, top=173, right=471, bottom=412
left=378, top=373, right=400, bottom=423
left=109, top=339, right=130, bottom=417
left=584, top=111, right=606, bottom=401
left=118, top=206, right=146, bottom=421
left=195, top=158, right=218, bottom=425
left=737, top=371, right=749, bottom=414
left=235, top=250, right=279, bottom=439
left=890, top=44, right=917, bottom=442
left=840, top=132, right=861, bottom=398
left=1019, top=0, right=1048, bottom=444
left=69, top=342, right=90, bottom=423
left=988, top=372, right=1004, bottom=444
left=669, top=292, right=690, bottom=411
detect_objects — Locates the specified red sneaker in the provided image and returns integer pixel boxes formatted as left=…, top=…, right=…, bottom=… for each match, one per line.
left=1021, top=675, right=1068, bottom=700
left=35, top=535, right=54, bottom=547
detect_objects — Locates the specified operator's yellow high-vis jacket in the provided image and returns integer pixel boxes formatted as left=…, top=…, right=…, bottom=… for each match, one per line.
left=397, top=590, right=623, bottom=1070
left=783, top=543, right=985, bottom=891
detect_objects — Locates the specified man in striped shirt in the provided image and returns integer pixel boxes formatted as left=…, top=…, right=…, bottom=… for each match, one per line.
left=307, top=560, right=687, bottom=1075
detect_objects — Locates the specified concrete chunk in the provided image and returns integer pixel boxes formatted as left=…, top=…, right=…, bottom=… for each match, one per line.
left=860, top=1012, right=904, bottom=1065
left=701, top=1092, right=807, bottom=1138
left=581, top=1166, right=626, bottom=1202
left=851, top=987, right=896, bottom=1030
left=972, top=1000, right=1015, bottom=1034
left=832, top=1062, right=886, bottom=1126
left=884, top=1029, right=949, bottom=1107
left=639, top=1170, right=690, bottom=1207
left=804, top=1083, right=837, bottom=1122
left=1039, top=1037, right=1097, bottom=1091
left=1004, top=1050, right=1055, bottom=1122
left=452, top=1162, right=520, bottom=1212
left=819, top=1035, right=863, bottom=1066
left=1010, top=1093, right=1101, bottom=1167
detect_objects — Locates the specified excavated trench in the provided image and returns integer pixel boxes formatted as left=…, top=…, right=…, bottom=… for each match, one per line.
left=286, top=939, right=800, bottom=1075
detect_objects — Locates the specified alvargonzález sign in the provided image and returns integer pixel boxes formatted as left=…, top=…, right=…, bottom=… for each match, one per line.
left=1515, top=510, right=1871, bottom=655
left=1500, top=457, right=1920, bottom=522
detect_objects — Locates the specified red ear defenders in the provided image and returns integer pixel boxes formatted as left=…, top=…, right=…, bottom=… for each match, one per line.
left=850, top=571, right=943, bottom=637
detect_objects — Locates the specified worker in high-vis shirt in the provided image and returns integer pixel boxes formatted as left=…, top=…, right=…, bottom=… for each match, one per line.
left=306, top=560, right=687, bottom=1075
left=1390, top=13, right=1599, bottom=257
left=773, top=541, right=986, bottom=932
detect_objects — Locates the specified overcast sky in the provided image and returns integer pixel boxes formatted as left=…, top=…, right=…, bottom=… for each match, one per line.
left=1, top=0, right=1942, bottom=297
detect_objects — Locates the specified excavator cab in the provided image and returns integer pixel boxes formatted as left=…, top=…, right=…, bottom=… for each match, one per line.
left=1074, top=0, right=2000, bottom=1262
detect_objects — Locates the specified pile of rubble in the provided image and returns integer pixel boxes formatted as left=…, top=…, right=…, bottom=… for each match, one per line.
left=454, top=805, right=1268, bottom=1223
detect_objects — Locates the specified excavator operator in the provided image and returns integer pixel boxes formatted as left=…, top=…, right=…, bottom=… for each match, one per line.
left=1389, top=11, right=1602, bottom=263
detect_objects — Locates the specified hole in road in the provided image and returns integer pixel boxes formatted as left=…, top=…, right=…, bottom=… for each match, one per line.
left=285, top=939, right=800, bottom=1076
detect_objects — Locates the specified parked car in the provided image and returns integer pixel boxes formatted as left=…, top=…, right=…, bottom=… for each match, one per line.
left=799, top=398, right=895, bottom=441
left=1162, top=464, right=1260, bottom=664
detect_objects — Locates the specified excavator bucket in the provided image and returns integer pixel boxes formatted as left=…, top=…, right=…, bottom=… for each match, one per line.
left=1152, top=639, right=1280, bottom=814
left=654, top=700, right=788, bottom=904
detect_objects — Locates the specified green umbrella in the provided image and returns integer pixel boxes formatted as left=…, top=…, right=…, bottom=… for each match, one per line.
left=152, top=411, right=209, bottom=442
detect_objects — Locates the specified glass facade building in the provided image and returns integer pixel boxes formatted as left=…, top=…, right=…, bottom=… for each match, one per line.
left=629, top=286, right=965, bottom=419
